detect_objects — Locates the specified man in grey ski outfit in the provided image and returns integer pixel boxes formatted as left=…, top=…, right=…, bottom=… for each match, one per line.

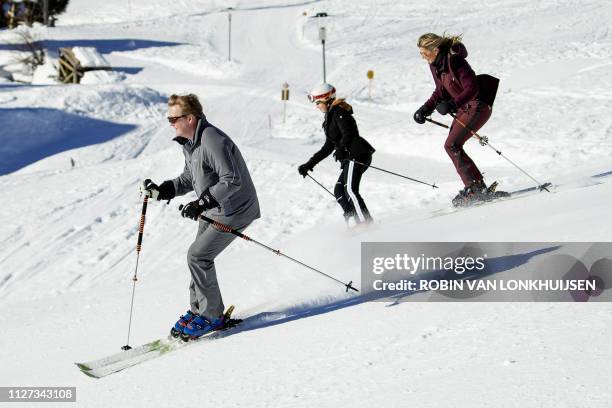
left=141, top=94, right=260, bottom=335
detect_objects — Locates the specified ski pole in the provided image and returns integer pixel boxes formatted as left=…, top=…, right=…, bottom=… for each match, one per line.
left=425, top=117, right=449, bottom=129
left=178, top=206, right=359, bottom=292
left=122, top=196, right=148, bottom=350
left=306, top=173, right=335, bottom=198
left=353, top=160, right=438, bottom=189
left=449, top=113, right=551, bottom=192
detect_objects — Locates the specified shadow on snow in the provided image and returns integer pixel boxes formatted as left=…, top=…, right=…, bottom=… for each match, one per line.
left=0, top=107, right=136, bottom=175
left=0, top=39, right=182, bottom=54
left=214, top=245, right=563, bottom=339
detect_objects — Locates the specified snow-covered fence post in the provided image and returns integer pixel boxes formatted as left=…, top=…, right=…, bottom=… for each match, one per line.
left=281, top=82, right=289, bottom=124
left=227, top=7, right=233, bottom=62
left=57, top=47, right=111, bottom=84
left=367, top=70, right=374, bottom=102
left=313, top=12, right=329, bottom=82
left=319, top=26, right=326, bottom=82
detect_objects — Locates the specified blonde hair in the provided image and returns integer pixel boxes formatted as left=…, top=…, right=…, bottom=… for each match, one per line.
left=168, top=94, right=204, bottom=118
left=417, top=33, right=463, bottom=53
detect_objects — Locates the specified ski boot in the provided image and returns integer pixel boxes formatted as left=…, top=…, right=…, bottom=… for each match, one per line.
left=451, top=181, right=488, bottom=207
left=452, top=181, right=510, bottom=207
left=180, top=306, right=239, bottom=342
left=452, top=183, right=480, bottom=207
left=170, top=310, right=196, bottom=338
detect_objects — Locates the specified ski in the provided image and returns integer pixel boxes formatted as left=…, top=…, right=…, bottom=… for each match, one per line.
left=509, top=182, right=553, bottom=196
left=430, top=182, right=554, bottom=218
left=76, top=306, right=241, bottom=379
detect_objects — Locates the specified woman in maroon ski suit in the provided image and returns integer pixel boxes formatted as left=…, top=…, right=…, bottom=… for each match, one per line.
left=414, top=33, right=498, bottom=203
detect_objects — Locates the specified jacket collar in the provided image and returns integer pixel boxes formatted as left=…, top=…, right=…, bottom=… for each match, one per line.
left=187, top=118, right=209, bottom=152
left=432, top=46, right=449, bottom=74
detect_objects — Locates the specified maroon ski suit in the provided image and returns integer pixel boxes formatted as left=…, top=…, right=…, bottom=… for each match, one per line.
left=423, top=43, right=493, bottom=187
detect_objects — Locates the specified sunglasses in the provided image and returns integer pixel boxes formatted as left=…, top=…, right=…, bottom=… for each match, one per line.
left=167, top=114, right=187, bottom=124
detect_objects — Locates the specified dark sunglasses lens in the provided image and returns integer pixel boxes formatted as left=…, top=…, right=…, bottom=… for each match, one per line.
left=167, top=115, right=182, bottom=124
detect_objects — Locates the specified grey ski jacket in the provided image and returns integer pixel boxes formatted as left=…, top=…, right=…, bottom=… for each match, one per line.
left=171, top=119, right=260, bottom=228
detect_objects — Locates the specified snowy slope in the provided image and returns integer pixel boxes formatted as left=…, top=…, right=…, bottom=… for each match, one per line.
left=1, top=0, right=611, bottom=407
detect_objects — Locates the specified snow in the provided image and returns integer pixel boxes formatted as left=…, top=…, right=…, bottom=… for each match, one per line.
left=31, top=55, right=58, bottom=84
left=72, top=46, right=111, bottom=69
left=0, top=0, right=611, bottom=406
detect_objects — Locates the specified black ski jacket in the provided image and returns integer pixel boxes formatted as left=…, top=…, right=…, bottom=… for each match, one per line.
left=305, top=99, right=375, bottom=168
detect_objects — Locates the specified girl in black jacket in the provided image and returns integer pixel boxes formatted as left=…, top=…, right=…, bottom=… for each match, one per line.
left=298, top=83, right=375, bottom=225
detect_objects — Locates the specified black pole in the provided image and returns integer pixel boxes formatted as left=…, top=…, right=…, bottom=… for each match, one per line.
left=179, top=206, right=358, bottom=292
left=43, top=0, right=49, bottom=26
left=228, top=11, right=232, bottom=62
left=122, top=196, right=149, bottom=350
left=449, top=113, right=551, bottom=192
left=306, top=173, right=335, bottom=198
left=353, top=160, right=438, bottom=189
left=322, top=39, right=326, bottom=83
left=425, top=117, right=449, bottom=129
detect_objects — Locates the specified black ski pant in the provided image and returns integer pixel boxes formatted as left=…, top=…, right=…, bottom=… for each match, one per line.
left=334, top=155, right=372, bottom=223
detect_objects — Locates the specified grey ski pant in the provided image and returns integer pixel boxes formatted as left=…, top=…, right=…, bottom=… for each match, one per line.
left=187, top=220, right=247, bottom=319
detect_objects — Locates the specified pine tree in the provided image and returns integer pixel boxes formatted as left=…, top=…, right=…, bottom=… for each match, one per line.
left=48, top=0, right=70, bottom=17
left=0, top=0, right=71, bottom=28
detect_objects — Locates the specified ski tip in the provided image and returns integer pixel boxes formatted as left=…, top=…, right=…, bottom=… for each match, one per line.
left=76, top=363, right=102, bottom=379
left=79, top=369, right=101, bottom=379
left=75, top=363, right=91, bottom=371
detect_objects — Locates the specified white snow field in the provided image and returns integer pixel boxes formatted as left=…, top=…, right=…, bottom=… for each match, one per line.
left=1, top=0, right=612, bottom=406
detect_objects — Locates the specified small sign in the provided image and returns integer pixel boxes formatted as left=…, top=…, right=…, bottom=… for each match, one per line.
left=367, top=70, right=374, bottom=80
left=281, top=83, right=290, bottom=101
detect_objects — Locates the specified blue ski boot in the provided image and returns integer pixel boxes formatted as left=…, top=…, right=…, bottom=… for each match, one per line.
left=180, top=314, right=225, bottom=341
left=170, top=310, right=197, bottom=338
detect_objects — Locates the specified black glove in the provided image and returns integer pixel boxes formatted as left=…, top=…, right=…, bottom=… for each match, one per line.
left=180, top=200, right=204, bottom=220
left=413, top=105, right=433, bottom=124
left=298, top=163, right=313, bottom=178
left=181, top=189, right=219, bottom=220
left=436, top=100, right=457, bottom=116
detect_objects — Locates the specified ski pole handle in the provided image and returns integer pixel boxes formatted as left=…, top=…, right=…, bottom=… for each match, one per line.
left=136, top=196, right=148, bottom=254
